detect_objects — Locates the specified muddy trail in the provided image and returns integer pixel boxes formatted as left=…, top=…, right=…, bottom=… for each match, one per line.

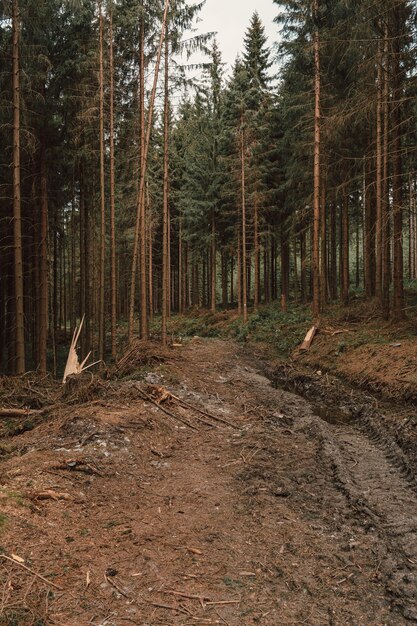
left=0, top=338, right=416, bottom=625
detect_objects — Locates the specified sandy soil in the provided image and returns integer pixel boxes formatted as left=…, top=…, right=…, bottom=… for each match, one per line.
left=0, top=338, right=416, bottom=625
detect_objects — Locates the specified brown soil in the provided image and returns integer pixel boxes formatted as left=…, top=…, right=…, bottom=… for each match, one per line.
left=292, top=308, right=417, bottom=403
left=1, top=338, right=416, bottom=625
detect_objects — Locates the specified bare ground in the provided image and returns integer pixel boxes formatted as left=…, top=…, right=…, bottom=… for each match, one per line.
left=1, top=337, right=416, bottom=625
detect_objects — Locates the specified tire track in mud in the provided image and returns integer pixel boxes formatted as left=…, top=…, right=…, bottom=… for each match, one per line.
left=266, top=362, right=417, bottom=622
left=314, top=418, right=417, bottom=621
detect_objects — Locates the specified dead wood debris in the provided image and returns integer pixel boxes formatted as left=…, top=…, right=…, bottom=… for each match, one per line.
left=139, top=383, right=239, bottom=430
left=49, top=458, right=104, bottom=477
left=116, top=339, right=169, bottom=375
left=63, top=316, right=100, bottom=383
left=0, top=555, right=62, bottom=590
left=299, top=325, right=318, bottom=351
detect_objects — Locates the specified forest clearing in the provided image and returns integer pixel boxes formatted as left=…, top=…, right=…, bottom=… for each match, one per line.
left=1, top=0, right=417, bottom=624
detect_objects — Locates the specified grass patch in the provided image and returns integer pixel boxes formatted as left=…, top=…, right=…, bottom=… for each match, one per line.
left=0, top=489, right=27, bottom=508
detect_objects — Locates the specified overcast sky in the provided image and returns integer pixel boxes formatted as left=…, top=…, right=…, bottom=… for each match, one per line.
left=187, top=0, right=279, bottom=73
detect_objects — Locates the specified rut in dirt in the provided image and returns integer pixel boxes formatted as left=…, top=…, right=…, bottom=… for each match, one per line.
left=270, top=359, right=417, bottom=622
left=1, top=338, right=417, bottom=625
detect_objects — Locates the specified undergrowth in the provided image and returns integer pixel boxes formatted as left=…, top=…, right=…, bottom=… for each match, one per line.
left=153, top=304, right=312, bottom=359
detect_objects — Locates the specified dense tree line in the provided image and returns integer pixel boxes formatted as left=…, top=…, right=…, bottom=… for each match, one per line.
left=0, top=0, right=416, bottom=375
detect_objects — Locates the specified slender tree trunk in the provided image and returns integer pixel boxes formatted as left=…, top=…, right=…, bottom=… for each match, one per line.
left=300, top=223, right=307, bottom=303
left=221, top=250, right=228, bottom=308
left=12, top=0, right=25, bottom=374
left=356, top=214, right=360, bottom=288
left=240, top=122, right=247, bottom=323
left=375, top=39, right=383, bottom=299
left=129, top=0, right=170, bottom=341
left=109, top=3, right=117, bottom=358
left=330, top=201, right=337, bottom=299
left=342, top=193, right=350, bottom=306
left=161, top=35, right=170, bottom=346
left=254, top=191, right=259, bottom=312
left=382, top=27, right=390, bottom=319
left=38, top=141, right=48, bottom=373
left=98, top=5, right=106, bottom=363
left=178, top=209, right=183, bottom=314
left=210, top=214, right=216, bottom=312
left=237, top=234, right=242, bottom=315
left=320, top=173, right=327, bottom=307
left=392, top=7, right=404, bottom=320
left=280, top=221, right=289, bottom=312
left=312, top=0, right=321, bottom=319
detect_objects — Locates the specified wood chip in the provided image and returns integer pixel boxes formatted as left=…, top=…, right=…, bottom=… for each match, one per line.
left=11, top=554, right=25, bottom=564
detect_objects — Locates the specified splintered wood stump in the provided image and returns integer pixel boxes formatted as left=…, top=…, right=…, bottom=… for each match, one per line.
left=300, top=325, right=318, bottom=351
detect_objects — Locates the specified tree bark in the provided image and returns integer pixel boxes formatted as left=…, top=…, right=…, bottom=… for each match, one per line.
left=161, top=34, right=170, bottom=346
left=38, top=140, right=49, bottom=374
left=98, top=4, right=106, bottom=363
left=391, top=6, right=404, bottom=320
left=240, top=123, right=247, bottom=323
left=109, top=3, right=117, bottom=358
left=253, top=191, right=260, bottom=312
left=12, top=0, right=25, bottom=374
left=312, top=0, right=321, bottom=319
left=342, top=193, right=350, bottom=306
left=210, top=214, right=216, bottom=312
left=375, top=38, right=383, bottom=299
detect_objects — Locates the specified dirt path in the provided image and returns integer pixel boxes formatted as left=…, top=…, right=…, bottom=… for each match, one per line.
left=1, top=338, right=416, bottom=625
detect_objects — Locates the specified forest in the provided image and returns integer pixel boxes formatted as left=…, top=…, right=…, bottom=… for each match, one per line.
left=1, top=2, right=417, bottom=625
left=1, top=0, right=416, bottom=375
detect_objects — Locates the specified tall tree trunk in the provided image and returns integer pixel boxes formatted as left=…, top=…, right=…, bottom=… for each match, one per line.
left=364, top=155, right=376, bottom=297
left=12, top=0, right=25, bottom=374
left=320, top=173, right=327, bottom=307
left=375, top=38, right=383, bottom=299
left=300, top=222, right=307, bottom=303
left=38, top=141, right=48, bottom=373
left=253, top=191, right=259, bottom=312
left=178, top=209, right=183, bottom=314
left=280, top=222, right=289, bottom=312
left=342, top=193, right=350, bottom=306
left=237, top=233, right=242, bottom=316
left=129, top=0, right=170, bottom=342
left=161, top=34, right=170, bottom=346
left=330, top=201, right=337, bottom=300
left=312, top=0, right=321, bottom=319
left=109, top=3, right=117, bottom=359
left=240, top=122, right=248, bottom=323
left=392, top=6, right=404, bottom=320
left=382, top=26, right=390, bottom=319
left=210, top=214, right=216, bottom=312
left=98, top=5, right=106, bottom=363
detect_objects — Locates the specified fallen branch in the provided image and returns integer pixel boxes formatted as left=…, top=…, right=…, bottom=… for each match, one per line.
left=164, top=589, right=210, bottom=602
left=105, top=575, right=130, bottom=598
left=170, top=393, right=239, bottom=429
left=150, top=602, right=191, bottom=615
left=0, top=408, right=41, bottom=418
left=31, top=490, right=72, bottom=501
left=0, top=554, right=62, bottom=590
left=134, top=385, right=198, bottom=431
left=51, top=459, right=104, bottom=477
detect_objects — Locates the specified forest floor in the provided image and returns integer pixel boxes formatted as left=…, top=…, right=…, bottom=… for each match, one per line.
left=1, top=329, right=417, bottom=625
